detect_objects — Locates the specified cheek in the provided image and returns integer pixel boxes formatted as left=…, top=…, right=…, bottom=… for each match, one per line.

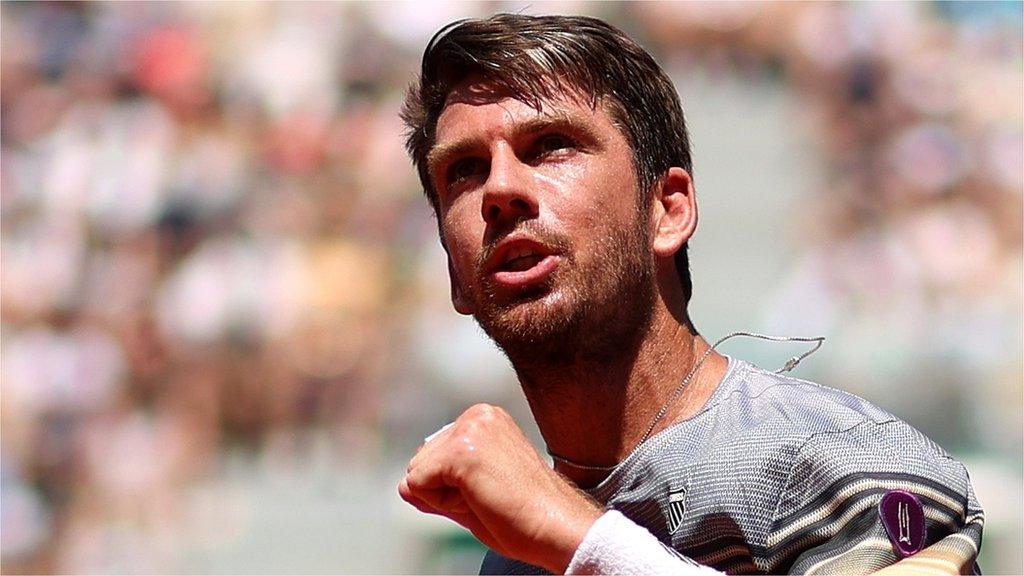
left=548, top=166, right=635, bottom=230
left=441, top=210, right=481, bottom=275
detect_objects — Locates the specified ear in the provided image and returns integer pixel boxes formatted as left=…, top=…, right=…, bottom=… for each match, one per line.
left=446, top=254, right=474, bottom=315
left=652, top=167, right=697, bottom=258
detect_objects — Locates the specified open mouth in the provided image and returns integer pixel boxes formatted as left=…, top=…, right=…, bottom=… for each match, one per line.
left=485, top=238, right=561, bottom=289
left=501, top=247, right=546, bottom=272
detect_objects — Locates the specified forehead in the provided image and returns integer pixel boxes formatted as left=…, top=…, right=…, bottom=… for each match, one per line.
left=434, top=77, right=621, bottom=145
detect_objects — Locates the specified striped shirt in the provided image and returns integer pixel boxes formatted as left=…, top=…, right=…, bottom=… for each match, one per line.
left=481, top=357, right=984, bottom=574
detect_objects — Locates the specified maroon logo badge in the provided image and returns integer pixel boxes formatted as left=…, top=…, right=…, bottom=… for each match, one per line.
left=878, top=490, right=927, bottom=558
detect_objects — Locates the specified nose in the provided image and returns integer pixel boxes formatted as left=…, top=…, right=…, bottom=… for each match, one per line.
left=481, top=146, right=538, bottom=227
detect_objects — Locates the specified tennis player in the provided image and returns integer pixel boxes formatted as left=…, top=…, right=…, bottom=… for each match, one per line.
left=398, top=14, right=984, bottom=574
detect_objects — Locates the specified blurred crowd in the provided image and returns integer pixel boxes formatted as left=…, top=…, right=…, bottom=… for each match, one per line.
left=637, top=2, right=1023, bottom=452
left=1, top=2, right=1020, bottom=573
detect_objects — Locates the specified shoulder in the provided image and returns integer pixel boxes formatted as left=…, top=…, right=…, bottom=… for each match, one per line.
left=707, top=362, right=983, bottom=571
left=642, top=360, right=909, bottom=484
left=736, top=357, right=973, bottom=508
left=610, top=360, right=916, bottom=509
left=718, top=361, right=974, bottom=520
left=772, top=415, right=977, bottom=536
left=764, top=396, right=982, bottom=572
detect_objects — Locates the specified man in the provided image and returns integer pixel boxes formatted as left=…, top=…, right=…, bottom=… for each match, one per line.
left=397, top=14, right=984, bottom=575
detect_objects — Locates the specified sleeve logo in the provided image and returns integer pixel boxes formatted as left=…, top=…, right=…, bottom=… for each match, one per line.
left=878, top=489, right=927, bottom=558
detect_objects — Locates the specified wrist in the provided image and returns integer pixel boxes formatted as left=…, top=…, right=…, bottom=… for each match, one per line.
left=539, top=500, right=603, bottom=574
left=566, top=510, right=718, bottom=575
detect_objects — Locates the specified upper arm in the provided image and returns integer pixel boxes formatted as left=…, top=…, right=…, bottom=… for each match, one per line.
left=766, top=421, right=984, bottom=574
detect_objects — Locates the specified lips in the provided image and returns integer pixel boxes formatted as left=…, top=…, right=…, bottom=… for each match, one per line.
left=483, top=236, right=561, bottom=289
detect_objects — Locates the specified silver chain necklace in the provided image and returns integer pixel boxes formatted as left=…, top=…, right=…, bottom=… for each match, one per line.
left=546, top=331, right=825, bottom=472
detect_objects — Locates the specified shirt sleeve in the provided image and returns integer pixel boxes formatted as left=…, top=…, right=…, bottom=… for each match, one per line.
left=766, top=420, right=984, bottom=574
left=567, top=510, right=725, bottom=575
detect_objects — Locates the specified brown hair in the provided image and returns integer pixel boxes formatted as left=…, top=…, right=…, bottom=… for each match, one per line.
left=401, top=13, right=693, bottom=302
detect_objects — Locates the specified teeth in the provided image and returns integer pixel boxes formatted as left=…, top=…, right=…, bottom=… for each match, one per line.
left=507, top=247, right=537, bottom=262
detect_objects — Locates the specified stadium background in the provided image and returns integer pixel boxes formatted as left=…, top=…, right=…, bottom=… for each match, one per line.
left=1, top=1, right=1021, bottom=573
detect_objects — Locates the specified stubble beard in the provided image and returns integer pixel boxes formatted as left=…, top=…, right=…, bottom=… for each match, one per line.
left=472, top=216, right=656, bottom=371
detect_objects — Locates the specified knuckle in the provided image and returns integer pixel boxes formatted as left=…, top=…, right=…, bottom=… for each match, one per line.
left=465, top=403, right=493, bottom=418
left=464, top=403, right=503, bottom=424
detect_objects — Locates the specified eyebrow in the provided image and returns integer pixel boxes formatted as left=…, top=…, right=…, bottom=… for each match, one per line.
left=426, top=110, right=604, bottom=177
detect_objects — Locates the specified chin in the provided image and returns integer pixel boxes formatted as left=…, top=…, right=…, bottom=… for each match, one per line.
left=478, top=289, right=603, bottom=366
left=479, top=288, right=568, bottom=335
left=483, top=277, right=658, bottom=369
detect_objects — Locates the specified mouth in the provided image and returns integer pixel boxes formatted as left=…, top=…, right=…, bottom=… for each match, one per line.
left=484, top=237, right=561, bottom=289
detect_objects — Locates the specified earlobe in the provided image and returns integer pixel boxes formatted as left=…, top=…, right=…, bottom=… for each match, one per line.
left=652, top=167, right=697, bottom=258
left=447, top=257, right=475, bottom=315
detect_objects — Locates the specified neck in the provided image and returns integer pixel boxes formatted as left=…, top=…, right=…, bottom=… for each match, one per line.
left=509, top=305, right=728, bottom=488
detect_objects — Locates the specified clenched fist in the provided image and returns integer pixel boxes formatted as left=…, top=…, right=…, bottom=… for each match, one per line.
left=399, top=404, right=603, bottom=573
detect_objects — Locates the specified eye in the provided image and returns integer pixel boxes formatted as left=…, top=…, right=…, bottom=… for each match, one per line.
left=528, top=133, right=579, bottom=164
left=537, top=134, right=575, bottom=154
left=446, top=158, right=487, bottom=186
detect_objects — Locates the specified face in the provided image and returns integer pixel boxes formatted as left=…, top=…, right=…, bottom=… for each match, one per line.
left=428, top=80, right=656, bottom=364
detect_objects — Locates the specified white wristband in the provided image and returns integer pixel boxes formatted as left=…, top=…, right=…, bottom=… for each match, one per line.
left=566, top=510, right=724, bottom=575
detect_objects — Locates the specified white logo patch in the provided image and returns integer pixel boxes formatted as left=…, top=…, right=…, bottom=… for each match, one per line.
left=668, top=491, right=686, bottom=534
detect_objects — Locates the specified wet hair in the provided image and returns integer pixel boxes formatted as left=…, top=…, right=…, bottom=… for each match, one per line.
left=401, top=13, right=693, bottom=303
